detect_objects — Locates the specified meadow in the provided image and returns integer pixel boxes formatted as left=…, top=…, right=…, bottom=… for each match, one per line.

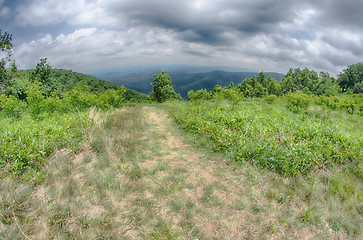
left=1, top=66, right=362, bottom=239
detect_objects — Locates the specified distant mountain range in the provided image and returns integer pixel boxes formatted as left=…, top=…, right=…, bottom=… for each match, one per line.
left=92, top=65, right=284, bottom=98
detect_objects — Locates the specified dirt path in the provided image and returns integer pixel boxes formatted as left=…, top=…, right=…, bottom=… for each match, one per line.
left=140, top=107, right=265, bottom=239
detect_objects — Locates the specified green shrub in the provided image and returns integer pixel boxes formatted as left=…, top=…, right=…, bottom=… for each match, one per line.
left=0, top=111, right=89, bottom=173
left=0, top=94, right=27, bottom=118
left=187, top=89, right=211, bottom=101
left=264, top=94, right=278, bottom=104
left=163, top=98, right=363, bottom=176
left=286, top=91, right=311, bottom=111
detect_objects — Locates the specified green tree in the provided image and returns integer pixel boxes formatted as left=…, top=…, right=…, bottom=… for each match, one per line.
left=30, top=58, right=51, bottom=84
left=280, top=68, right=319, bottom=94
left=353, top=82, right=363, bottom=94
left=0, top=30, right=13, bottom=89
left=315, top=72, right=341, bottom=96
left=188, top=89, right=211, bottom=101
left=338, top=63, right=363, bottom=92
left=267, top=77, right=281, bottom=95
left=150, top=71, right=181, bottom=102
left=30, top=58, right=58, bottom=96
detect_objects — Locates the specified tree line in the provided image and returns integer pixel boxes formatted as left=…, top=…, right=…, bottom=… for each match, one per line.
left=1, top=30, right=362, bottom=110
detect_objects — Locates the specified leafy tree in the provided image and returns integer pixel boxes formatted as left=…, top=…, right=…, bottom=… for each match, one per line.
left=30, top=58, right=57, bottom=96
left=267, top=77, right=281, bottom=95
left=236, top=72, right=275, bottom=98
left=280, top=68, right=319, bottom=94
left=0, top=30, right=12, bottom=60
left=227, top=82, right=234, bottom=89
left=188, top=89, right=211, bottom=101
left=150, top=71, right=181, bottom=102
left=0, top=30, right=13, bottom=89
left=315, top=72, right=341, bottom=96
left=338, top=63, right=363, bottom=92
left=353, top=82, right=363, bottom=94
left=30, top=58, right=51, bottom=84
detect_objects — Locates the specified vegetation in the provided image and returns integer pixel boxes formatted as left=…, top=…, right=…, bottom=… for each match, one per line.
left=1, top=29, right=363, bottom=239
left=164, top=94, right=363, bottom=176
left=150, top=71, right=181, bottom=102
left=338, top=63, right=363, bottom=93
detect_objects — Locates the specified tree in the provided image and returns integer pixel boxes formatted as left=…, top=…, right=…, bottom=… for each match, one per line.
left=267, top=77, right=281, bottom=96
left=150, top=71, right=181, bottom=102
left=30, top=58, right=51, bottom=84
left=315, top=72, right=341, bottom=96
left=280, top=68, right=319, bottom=94
left=338, top=63, right=363, bottom=92
left=0, top=30, right=13, bottom=89
left=30, top=58, right=57, bottom=96
left=0, top=30, right=13, bottom=60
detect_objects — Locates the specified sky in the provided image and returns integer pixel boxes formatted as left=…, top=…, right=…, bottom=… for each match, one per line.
left=1, top=0, right=362, bottom=76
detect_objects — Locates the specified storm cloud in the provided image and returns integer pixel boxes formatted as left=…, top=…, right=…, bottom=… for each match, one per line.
left=0, top=0, right=362, bottom=75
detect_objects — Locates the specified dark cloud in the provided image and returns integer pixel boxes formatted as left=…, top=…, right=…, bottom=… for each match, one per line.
left=319, top=0, right=363, bottom=29
left=108, top=0, right=300, bottom=45
left=2, top=0, right=362, bottom=75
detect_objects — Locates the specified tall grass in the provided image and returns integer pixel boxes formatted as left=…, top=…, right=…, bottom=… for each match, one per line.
left=0, top=111, right=91, bottom=176
left=162, top=98, right=362, bottom=177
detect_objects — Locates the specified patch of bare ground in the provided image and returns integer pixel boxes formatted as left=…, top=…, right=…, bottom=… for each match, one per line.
left=141, top=108, right=254, bottom=238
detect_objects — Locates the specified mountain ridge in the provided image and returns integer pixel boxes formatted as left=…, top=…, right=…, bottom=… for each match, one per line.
left=94, top=70, right=284, bottom=98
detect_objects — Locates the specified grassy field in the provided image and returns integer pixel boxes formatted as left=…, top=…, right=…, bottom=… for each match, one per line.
left=162, top=97, right=363, bottom=238
left=0, top=98, right=362, bottom=239
left=162, top=97, right=363, bottom=176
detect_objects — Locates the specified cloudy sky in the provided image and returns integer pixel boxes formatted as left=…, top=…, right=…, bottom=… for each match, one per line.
left=1, top=0, right=362, bottom=75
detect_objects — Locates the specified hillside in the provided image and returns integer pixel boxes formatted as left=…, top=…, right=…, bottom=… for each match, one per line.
left=95, top=70, right=284, bottom=98
left=16, top=68, right=148, bottom=101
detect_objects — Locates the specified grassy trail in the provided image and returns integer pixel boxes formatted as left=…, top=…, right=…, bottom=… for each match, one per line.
left=1, top=106, right=354, bottom=239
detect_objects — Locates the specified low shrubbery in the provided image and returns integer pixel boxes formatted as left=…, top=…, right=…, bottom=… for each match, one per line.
left=0, top=112, right=89, bottom=174
left=163, top=97, right=363, bottom=177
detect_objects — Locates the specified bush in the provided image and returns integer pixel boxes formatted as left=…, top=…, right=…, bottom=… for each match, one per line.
left=264, top=94, right=278, bottom=104
left=286, top=91, right=311, bottom=111
left=0, top=94, right=27, bottom=118
left=187, top=89, right=211, bottom=101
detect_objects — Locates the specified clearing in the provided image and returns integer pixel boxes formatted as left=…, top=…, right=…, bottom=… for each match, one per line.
left=1, top=106, right=351, bottom=239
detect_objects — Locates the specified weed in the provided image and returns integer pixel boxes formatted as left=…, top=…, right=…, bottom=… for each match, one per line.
left=146, top=222, right=179, bottom=240
left=231, top=198, right=246, bottom=211
left=167, top=199, right=183, bottom=213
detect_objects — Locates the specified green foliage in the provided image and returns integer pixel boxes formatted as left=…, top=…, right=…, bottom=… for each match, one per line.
left=264, top=94, right=278, bottom=104
left=29, top=58, right=58, bottom=96
left=63, top=83, right=126, bottom=110
left=49, top=68, right=119, bottom=92
left=353, top=82, right=363, bottom=94
left=338, top=63, right=363, bottom=92
left=0, top=112, right=88, bottom=173
left=124, top=88, right=149, bottom=102
left=188, top=85, right=244, bottom=101
left=285, top=91, right=311, bottom=112
left=26, top=83, right=47, bottom=116
left=163, top=97, right=363, bottom=176
left=280, top=68, right=319, bottom=94
left=96, top=87, right=125, bottom=109
left=187, top=89, right=211, bottom=101
left=0, top=30, right=13, bottom=90
left=150, top=71, right=181, bottom=102
left=0, top=30, right=12, bottom=55
left=236, top=72, right=278, bottom=98
left=3, top=77, right=29, bottom=100
left=63, top=82, right=94, bottom=109
left=0, top=94, right=27, bottom=118
left=211, top=85, right=244, bottom=101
